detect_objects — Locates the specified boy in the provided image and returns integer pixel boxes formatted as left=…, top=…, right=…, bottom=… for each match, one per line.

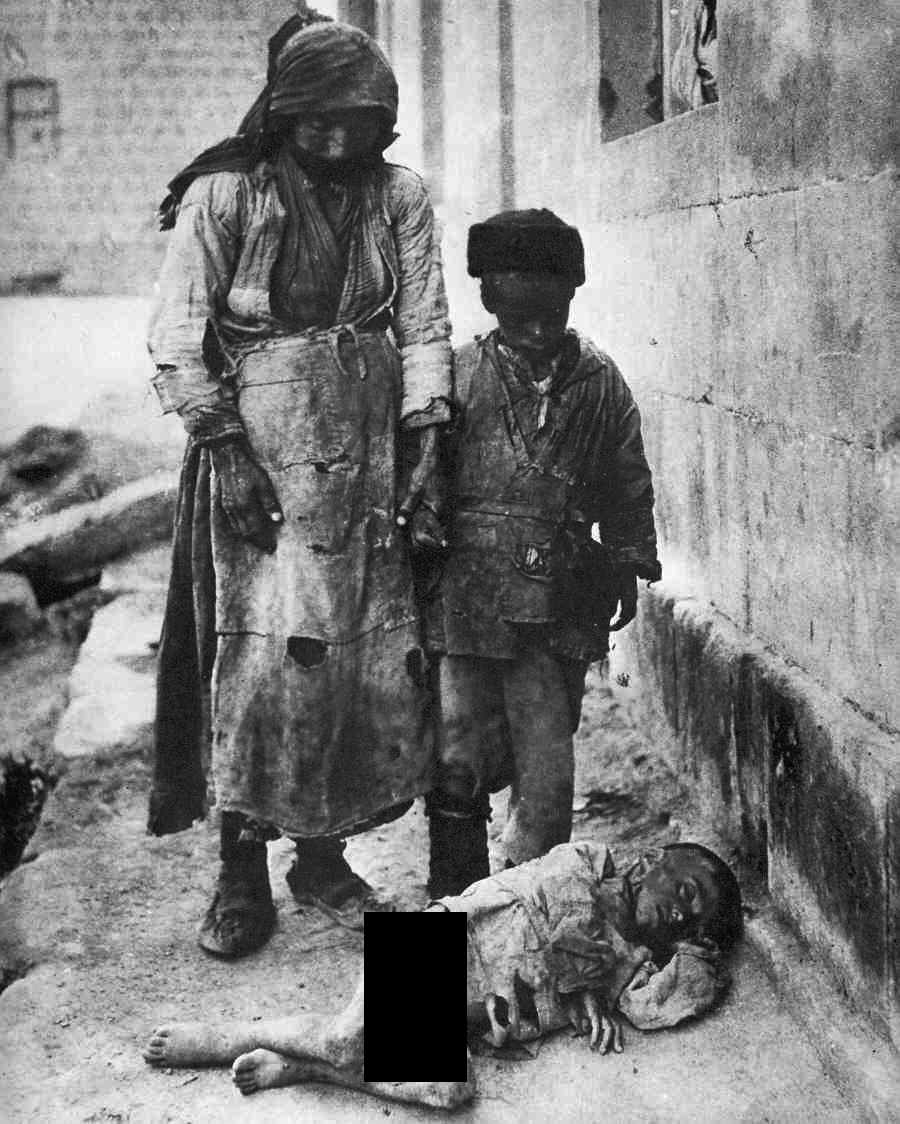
left=426, top=209, right=662, bottom=896
left=143, top=840, right=743, bottom=1109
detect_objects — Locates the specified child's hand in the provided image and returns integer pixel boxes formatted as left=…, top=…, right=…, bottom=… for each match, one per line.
left=408, top=502, right=449, bottom=554
left=563, top=990, right=624, bottom=1053
left=608, top=567, right=638, bottom=631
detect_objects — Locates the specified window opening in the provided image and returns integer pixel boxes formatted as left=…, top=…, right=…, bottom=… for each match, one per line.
left=599, top=0, right=717, bottom=142
left=6, top=78, right=60, bottom=159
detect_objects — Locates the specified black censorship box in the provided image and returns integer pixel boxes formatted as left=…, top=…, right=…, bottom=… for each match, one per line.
left=364, top=911, right=467, bottom=1082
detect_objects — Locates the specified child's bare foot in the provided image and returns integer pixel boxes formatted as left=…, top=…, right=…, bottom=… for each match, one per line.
left=231, top=1048, right=477, bottom=1109
left=363, top=1076, right=477, bottom=1109
left=143, top=1022, right=257, bottom=1067
left=232, top=1048, right=311, bottom=1094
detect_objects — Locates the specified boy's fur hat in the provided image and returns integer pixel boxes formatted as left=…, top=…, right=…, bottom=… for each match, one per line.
left=467, top=208, right=585, bottom=287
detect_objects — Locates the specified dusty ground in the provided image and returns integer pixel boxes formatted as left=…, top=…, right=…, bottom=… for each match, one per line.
left=0, top=289, right=885, bottom=1118
left=0, top=545, right=865, bottom=1123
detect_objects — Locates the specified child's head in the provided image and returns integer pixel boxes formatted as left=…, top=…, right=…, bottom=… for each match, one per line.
left=467, top=209, right=585, bottom=361
left=632, top=842, right=743, bottom=955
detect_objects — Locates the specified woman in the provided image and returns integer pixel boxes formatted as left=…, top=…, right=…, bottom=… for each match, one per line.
left=147, top=16, right=452, bottom=958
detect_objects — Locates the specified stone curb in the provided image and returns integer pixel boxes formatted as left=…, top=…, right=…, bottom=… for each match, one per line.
left=744, top=907, right=900, bottom=1124
left=0, top=471, right=178, bottom=582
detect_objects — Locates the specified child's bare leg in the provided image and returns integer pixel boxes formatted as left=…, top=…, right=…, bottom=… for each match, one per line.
left=232, top=1047, right=476, bottom=1110
left=247, top=972, right=365, bottom=1068
left=143, top=1020, right=264, bottom=1068
left=143, top=1010, right=329, bottom=1069
left=232, top=973, right=475, bottom=1108
left=144, top=971, right=363, bottom=1071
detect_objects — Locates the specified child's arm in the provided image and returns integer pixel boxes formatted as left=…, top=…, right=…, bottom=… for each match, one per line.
left=616, top=942, right=730, bottom=1030
left=591, top=357, right=662, bottom=612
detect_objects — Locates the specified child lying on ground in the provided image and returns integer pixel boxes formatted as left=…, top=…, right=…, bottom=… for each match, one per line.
left=143, top=840, right=742, bottom=1110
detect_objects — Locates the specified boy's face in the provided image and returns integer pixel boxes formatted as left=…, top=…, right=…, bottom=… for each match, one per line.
left=632, top=849, right=722, bottom=945
left=485, top=271, right=573, bottom=362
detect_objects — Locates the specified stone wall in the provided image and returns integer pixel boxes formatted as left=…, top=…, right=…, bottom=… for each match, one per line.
left=0, top=0, right=337, bottom=294
left=385, top=0, right=899, bottom=1045
left=572, top=0, right=899, bottom=1046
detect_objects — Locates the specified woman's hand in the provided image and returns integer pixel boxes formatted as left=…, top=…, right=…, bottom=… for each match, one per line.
left=396, top=425, right=448, bottom=553
left=210, top=439, right=283, bottom=553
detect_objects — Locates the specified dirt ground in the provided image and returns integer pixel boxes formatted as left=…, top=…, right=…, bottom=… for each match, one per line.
left=0, top=546, right=865, bottom=1123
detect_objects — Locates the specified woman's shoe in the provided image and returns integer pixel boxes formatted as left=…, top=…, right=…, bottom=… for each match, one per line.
left=198, top=851, right=276, bottom=958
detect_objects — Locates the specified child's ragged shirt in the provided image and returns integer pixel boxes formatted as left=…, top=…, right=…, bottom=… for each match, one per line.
left=440, top=329, right=661, bottom=661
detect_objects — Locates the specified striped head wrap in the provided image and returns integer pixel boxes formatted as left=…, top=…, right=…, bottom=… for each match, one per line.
left=159, top=17, right=398, bottom=230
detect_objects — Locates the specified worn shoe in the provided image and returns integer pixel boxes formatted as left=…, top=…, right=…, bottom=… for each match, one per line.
left=427, top=808, right=490, bottom=899
left=285, top=839, right=373, bottom=909
left=197, top=855, right=276, bottom=958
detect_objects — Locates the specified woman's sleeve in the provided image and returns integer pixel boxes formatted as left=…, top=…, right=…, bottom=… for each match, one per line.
left=147, top=174, right=246, bottom=442
left=388, top=171, right=453, bottom=429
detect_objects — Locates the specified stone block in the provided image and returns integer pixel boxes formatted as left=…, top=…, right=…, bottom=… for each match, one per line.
left=590, top=103, right=720, bottom=221
left=52, top=688, right=154, bottom=760
left=0, top=472, right=178, bottom=587
left=52, top=588, right=163, bottom=760
left=0, top=573, right=41, bottom=642
left=614, top=582, right=900, bottom=1048
left=719, top=0, right=897, bottom=198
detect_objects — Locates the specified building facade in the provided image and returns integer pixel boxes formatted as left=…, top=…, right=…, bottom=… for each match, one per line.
left=3, top=0, right=898, bottom=1053
left=377, top=0, right=899, bottom=1052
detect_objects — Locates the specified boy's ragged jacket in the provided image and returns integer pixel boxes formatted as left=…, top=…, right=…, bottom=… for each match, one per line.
left=439, top=329, right=662, bottom=661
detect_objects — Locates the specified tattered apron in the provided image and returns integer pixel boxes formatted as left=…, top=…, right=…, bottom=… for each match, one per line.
left=210, top=327, right=432, bottom=837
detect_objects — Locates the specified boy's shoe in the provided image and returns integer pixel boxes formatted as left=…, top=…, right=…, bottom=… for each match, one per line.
left=427, top=808, right=490, bottom=899
left=285, top=835, right=379, bottom=908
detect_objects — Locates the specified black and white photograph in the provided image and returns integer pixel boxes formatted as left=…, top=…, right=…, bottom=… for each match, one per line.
left=0, top=1, right=897, bottom=1120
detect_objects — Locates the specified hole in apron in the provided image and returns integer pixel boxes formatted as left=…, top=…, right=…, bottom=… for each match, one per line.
left=287, top=636, right=328, bottom=668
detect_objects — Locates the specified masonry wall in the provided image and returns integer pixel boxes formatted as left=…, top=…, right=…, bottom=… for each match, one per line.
left=0, top=0, right=327, bottom=294
left=390, top=0, right=899, bottom=1046
left=577, top=0, right=899, bottom=1045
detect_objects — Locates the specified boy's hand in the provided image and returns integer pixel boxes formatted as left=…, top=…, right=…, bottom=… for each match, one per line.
left=210, top=439, right=283, bottom=553
left=563, top=990, right=624, bottom=1053
left=608, top=567, right=638, bottom=631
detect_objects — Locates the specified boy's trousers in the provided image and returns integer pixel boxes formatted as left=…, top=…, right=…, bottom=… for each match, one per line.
left=435, top=649, right=587, bottom=864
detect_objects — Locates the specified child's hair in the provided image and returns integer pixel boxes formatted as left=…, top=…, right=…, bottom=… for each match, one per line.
left=478, top=273, right=577, bottom=311
left=663, top=842, right=743, bottom=951
left=467, top=208, right=585, bottom=287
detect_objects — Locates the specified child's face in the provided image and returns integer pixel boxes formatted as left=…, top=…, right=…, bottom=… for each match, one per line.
left=632, top=849, right=722, bottom=945
left=486, top=272, right=573, bottom=362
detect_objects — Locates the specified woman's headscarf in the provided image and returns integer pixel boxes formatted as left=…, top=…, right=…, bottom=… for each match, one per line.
left=159, top=17, right=399, bottom=230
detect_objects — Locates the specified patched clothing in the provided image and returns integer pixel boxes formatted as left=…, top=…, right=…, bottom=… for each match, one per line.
left=148, top=162, right=452, bottom=838
left=149, top=163, right=452, bottom=434
left=432, top=331, right=660, bottom=862
left=441, top=329, right=660, bottom=662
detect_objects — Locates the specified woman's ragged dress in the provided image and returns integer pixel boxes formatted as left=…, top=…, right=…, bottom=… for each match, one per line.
left=147, top=160, right=452, bottom=838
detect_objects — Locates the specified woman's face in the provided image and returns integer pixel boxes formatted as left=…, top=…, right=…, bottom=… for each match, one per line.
left=291, top=109, right=385, bottom=162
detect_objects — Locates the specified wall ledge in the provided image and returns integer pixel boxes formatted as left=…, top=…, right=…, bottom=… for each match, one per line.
left=611, top=579, right=900, bottom=1053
